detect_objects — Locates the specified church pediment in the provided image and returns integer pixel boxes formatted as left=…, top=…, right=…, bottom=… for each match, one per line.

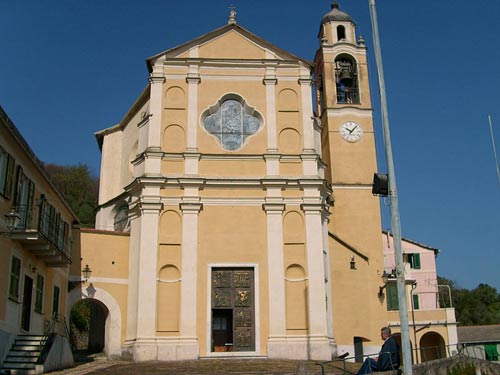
left=146, top=24, right=312, bottom=71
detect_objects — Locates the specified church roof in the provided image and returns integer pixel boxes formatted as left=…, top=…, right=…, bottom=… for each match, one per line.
left=146, top=23, right=312, bottom=72
left=321, top=2, right=353, bottom=24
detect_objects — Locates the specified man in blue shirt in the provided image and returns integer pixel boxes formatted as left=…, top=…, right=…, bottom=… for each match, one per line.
left=357, top=327, right=400, bottom=374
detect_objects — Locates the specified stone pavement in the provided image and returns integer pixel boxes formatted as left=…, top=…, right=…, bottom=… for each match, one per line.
left=46, top=359, right=361, bottom=375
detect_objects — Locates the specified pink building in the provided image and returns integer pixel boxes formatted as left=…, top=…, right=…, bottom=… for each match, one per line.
left=382, top=231, right=446, bottom=311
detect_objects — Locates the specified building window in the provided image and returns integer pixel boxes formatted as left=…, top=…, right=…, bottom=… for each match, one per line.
left=334, top=55, right=360, bottom=104
left=9, top=256, right=21, bottom=301
left=202, top=97, right=262, bottom=151
left=413, top=294, right=420, bottom=310
left=386, top=283, right=399, bottom=311
left=35, top=274, right=44, bottom=313
left=13, top=166, right=35, bottom=229
left=404, top=253, right=421, bottom=269
left=52, top=285, right=60, bottom=318
left=0, top=147, right=15, bottom=198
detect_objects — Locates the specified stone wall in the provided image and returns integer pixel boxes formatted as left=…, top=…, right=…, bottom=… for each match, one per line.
left=413, top=355, right=500, bottom=375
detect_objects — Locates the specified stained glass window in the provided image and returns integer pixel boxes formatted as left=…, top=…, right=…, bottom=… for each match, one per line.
left=203, top=99, right=261, bottom=151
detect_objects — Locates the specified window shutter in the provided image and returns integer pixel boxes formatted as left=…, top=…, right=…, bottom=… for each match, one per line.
left=413, top=294, right=420, bottom=310
left=5, top=154, right=15, bottom=198
left=387, top=284, right=399, bottom=311
left=414, top=253, right=421, bottom=269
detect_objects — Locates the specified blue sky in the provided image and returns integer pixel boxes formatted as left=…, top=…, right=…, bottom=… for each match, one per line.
left=1, top=1, right=500, bottom=291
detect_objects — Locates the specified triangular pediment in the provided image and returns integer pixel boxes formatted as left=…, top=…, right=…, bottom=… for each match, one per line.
left=147, top=24, right=312, bottom=71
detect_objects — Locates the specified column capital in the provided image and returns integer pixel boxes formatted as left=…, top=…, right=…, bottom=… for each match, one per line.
left=149, top=75, right=166, bottom=84
left=300, top=203, right=324, bottom=213
left=179, top=202, right=203, bottom=213
left=186, top=74, right=201, bottom=84
left=263, top=77, right=278, bottom=86
left=298, top=77, right=312, bottom=86
left=262, top=203, right=285, bottom=213
left=136, top=201, right=163, bottom=215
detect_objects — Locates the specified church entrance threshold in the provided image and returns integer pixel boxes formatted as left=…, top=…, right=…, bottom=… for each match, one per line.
left=211, top=267, right=255, bottom=352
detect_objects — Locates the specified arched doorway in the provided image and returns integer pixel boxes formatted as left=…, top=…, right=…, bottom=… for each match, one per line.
left=420, top=332, right=446, bottom=362
left=67, top=286, right=122, bottom=358
left=70, top=299, right=108, bottom=354
left=391, top=333, right=414, bottom=365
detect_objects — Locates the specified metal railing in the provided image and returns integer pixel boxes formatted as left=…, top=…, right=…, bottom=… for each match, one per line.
left=39, top=313, right=75, bottom=363
left=12, top=204, right=72, bottom=258
left=315, top=344, right=484, bottom=375
left=317, top=351, right=400, bottom=375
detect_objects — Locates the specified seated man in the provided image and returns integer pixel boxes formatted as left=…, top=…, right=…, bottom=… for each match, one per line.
left=357, top=327, right=400, bottom=374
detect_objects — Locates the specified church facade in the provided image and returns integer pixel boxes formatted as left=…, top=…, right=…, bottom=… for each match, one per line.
left=70, top=4, right=458, bottom=361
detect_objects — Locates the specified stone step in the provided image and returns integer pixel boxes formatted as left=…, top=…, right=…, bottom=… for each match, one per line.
left=7, top=351, right=40, bottom=357
left=0, top=369, right=37, bottom=375
left=1, top=362, right=36, bottom=370
left=4, top=356, right=39, bottom=363
left=16, top=337, right=43, bottom=342
left=11, top=345, right=42, bottom=352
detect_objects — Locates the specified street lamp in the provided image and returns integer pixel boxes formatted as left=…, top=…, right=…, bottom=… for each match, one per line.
left=368, top=1, right=413, bottom=374
left=1, top=208, right=20, bottom=235
left=82, top=264, right=92, bottom=283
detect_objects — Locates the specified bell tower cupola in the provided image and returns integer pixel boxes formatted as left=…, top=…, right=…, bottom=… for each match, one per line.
left=320, top=2, right=357, bottom=45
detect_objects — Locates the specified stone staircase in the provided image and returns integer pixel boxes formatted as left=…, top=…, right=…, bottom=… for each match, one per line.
left=1, top=334, right=45, bottom=375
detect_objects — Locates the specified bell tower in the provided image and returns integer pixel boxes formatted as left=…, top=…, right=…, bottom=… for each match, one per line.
left=314, top=2, right=387, bottom=350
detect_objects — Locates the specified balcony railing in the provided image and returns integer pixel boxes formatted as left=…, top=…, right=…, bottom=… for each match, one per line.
left=9, top=204, right=71, bottom=266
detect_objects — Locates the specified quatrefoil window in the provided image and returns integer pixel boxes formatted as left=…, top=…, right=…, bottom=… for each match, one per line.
left=202, top=96, right=262, bottom=151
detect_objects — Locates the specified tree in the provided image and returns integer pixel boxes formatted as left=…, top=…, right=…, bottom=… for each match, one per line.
left=44, top=163, right=99, bottom=227
left=438, top=276, right=500, bottom=326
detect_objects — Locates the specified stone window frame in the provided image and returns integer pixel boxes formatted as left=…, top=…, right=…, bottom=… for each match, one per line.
left=201, top=93, right=263, bottom=151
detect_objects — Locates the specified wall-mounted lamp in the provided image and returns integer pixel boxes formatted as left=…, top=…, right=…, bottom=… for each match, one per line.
left=1, top=208, right=20, bottom=235
left=378, top=271, right=391, bottom=297
left=82, top=264, right=92, bottom=283
left=350, top=256, right=356, bottom=270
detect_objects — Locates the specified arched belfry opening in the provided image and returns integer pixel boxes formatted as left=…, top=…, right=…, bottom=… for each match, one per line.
left=336, top=25, right=346, bottom=41
left=334, top=55, right=359, bottom=104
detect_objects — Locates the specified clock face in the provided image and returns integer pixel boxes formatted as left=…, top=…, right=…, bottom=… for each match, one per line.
left=340, top=121, right=363, bottom=142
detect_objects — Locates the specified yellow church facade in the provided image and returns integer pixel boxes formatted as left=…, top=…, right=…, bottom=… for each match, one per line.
left=70, top=4, right=458, bottom=362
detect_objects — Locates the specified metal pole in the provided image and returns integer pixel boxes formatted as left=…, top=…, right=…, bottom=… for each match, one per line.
left=368, top=1, right=413, bottom=374
left=488, top=114, right=500, bottom=188
left=410, top=282, right=418, bottom=364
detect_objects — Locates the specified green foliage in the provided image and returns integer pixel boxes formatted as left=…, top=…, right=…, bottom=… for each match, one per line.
left=71, top=299, right=90, bottom=332
left=44, top=163, right=99, bottom=226
left=447, top=363, right=476, bottom=375
left=439, top=276, right=500, bottom=326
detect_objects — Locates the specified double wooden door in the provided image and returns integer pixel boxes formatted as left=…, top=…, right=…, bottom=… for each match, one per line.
left=211, top=268, right=255, bottom=352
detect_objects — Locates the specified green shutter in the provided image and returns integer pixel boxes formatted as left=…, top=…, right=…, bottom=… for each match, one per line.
left=485, top=344, right=499, bottom=361
left=414, top=253, right=421, bottom=269
left=413, top=294, right=420, bottom=310
left=35, top=274, right=44, bottom=313
left=5, top=154, right=15, bottom=198
left=9, top=257, right=21, bottom=299
left=387, top=284, right=399, bottom=311
left=52, top=286, right=60, bottom=317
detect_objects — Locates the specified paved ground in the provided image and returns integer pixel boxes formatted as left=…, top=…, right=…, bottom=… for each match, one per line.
left=47, top=358, right=360, bottom=375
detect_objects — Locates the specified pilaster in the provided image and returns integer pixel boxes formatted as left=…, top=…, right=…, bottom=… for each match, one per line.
left=262, top=203, right=286, bottom=354
left=179, top=202, right=202, bottom=352
left=135, top=200, right=163, bottom=338
left=299, top=77, right=315, bottom=154
left=301, top=203, right=331, bottom=360
left=264, top=75, right=278, bottom=153
left=186, top=66, right=201, bottom=152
